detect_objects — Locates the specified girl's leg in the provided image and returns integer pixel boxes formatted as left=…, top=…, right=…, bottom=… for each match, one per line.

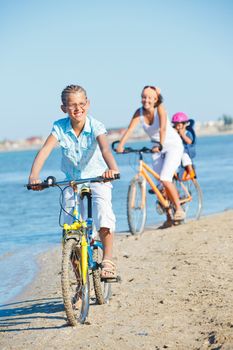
left=91, top=182, right=116, bottom=278
left=99, top=227, right=113, bottom=260
left=91, top=182, right=116, bottom=245
left=99, top=227, right=116, bottom=278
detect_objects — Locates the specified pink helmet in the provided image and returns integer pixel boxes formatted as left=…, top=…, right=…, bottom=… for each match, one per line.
left=172, top=112, right=189, bottom=123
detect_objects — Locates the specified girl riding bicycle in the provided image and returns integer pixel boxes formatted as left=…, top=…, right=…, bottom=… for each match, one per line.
left=116, top=85, right=185, bottom=228
left=28, top=84, right=119, bottom=279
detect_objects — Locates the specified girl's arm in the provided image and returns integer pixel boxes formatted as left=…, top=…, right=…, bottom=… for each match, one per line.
left=97, top=134, right=120, bottom=178
left=29, top=134, right=58, bottom=187
left=178, top=129, right=193, bottom=144
left=116, top=111, right=140, bottom=152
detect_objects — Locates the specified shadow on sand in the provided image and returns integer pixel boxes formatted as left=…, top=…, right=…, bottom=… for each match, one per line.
left=0, top=297, right=67, bottom=331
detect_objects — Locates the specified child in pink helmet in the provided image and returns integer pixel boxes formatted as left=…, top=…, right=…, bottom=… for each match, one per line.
left=172, top=112, right=196, bottom=179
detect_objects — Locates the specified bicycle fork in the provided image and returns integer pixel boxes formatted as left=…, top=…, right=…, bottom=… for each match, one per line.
left=81, top=235, right=88, bottom=284
left=65, top=183, right=89, bottom=286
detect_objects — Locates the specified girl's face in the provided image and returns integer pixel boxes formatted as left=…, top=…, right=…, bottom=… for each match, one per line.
left=174, top=122, right=186, bottom=131
left=61, top=92, right=90, bottom=124
left=141, top=87, right=159, bottom=110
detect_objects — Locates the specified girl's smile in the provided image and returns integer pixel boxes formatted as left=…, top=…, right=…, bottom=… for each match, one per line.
left=61, top=92, right=90, bottom=125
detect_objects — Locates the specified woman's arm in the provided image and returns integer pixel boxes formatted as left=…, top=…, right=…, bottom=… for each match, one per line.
left=157, top=103, right=167, bottom=147
left=116, top=111, right=140, bottom=152
left=29, top=134, right=58, bottom=186
left=97, top=133, right=120, bottom=178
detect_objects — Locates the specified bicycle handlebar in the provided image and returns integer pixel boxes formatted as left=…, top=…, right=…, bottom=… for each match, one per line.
left=26, top=174, right=120, bottom=190
left=112, top=140, right=156, bottom=154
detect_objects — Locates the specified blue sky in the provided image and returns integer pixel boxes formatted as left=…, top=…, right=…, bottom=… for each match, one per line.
left=1, top=0, right=233, bottom=140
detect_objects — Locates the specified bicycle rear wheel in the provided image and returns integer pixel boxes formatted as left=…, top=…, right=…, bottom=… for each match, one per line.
left=92, top=246, right=111, bottom=304
left=61, top=238, right=89, bottom=326
left=127, top=177, right=146, bottom=235
left=176, top=178, right=203, bottom=220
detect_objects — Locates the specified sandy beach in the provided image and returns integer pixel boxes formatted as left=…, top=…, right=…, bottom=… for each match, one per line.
left=1, top=211, right=233, bottom=350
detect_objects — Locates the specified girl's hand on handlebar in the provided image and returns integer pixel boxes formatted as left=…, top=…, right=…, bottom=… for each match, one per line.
left=102, top=169, right=120, bottom=179
left=28, top=177, right=44, bottom=191
left=116, top=145, right=124, bottom=153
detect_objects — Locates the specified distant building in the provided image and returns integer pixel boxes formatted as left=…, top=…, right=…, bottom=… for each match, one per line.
left=25, top=136, right=44, bottom=146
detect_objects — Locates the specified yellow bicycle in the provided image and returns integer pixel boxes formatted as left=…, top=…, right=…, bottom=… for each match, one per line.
left=27, top=174, right=120, bottom=326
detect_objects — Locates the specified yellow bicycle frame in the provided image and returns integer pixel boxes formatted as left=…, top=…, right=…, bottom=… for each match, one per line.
left=81, top=235, right=88, bottom=284
left=63, top=182, right=89, bottom=285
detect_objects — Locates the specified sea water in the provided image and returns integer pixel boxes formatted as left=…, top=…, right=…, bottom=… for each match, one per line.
left=0, top=134, right=233, bottom=305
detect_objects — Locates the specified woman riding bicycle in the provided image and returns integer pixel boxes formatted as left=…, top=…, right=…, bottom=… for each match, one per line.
left=116, top=85, right=185, bottom=228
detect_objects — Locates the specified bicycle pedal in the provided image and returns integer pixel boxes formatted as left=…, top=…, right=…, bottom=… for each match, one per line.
left=101, top=275, right=121, bottom=283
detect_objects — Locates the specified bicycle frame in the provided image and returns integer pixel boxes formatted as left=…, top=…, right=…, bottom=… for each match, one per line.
left=174, top=169, right=194, bottom=205
left=137, top=158, right=170, bottom=208
left=27, top=174, right=119, bottom=325
left=27, top=175, right=119, bottom=277
left=62, top=183, right=103, bottom=285
left=131, top=154, right=193, bottom=210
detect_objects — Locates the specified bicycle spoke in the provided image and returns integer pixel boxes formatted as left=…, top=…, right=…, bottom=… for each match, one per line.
left=175, top=178, right=203, bottom=220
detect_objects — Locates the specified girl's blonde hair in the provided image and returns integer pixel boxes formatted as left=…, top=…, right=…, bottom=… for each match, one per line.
left=61, top=85, right=87, bottom=105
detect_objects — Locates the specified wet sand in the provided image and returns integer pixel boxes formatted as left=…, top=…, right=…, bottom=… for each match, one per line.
left=1, top=211, right=233, bottom=349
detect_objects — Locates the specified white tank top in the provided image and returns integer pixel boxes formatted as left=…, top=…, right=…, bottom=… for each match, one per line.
left=139, top=107, right=182, bottom=147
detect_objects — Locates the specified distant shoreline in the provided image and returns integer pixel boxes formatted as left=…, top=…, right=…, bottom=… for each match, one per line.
left=0, top=128, right=233, bottom=153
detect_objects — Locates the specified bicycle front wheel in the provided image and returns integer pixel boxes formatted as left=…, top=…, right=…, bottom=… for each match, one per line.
left=127, top=177, right=146, bottom=235
left=92, top=246, right=111, bottom=304
left=61, top=238, right=90, bottom=326
left=176, top=178, right=203, bottom=220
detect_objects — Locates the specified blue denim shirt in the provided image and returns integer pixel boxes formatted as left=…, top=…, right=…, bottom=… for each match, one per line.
left=51, top=115, right=108, bottom=179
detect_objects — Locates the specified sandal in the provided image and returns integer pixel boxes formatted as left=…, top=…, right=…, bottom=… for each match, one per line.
left=101, top=259, right=117, bottom=279
left=174, top=209, right=186, bottom=221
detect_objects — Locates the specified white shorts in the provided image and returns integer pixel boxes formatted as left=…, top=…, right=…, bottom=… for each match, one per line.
left=152, top=143, right=183, bottom=182
left=181, top=152, right=192, bottom=167
left=62, top=182, right=116, bottom=233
